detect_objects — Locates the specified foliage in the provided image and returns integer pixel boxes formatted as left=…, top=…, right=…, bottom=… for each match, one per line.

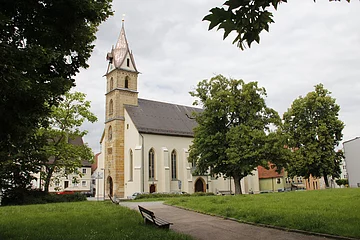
left=1, top=189, right=86, bottom=206
left=0, top=0, right=112, bottom=197
left=0, top=202, right=193, bottom=240
left=203, top=0, right=351, bottom=50
left=189, top=75, right=287, bottom=194
left=166, top=188, right=360, bottom=238
left=134, top=192, right=215, bottom=200
left=335, top=178, right=348, bottom=187
left=283, top=84, right=344, bottom=187
left=40, top=92, right=97, bottom=192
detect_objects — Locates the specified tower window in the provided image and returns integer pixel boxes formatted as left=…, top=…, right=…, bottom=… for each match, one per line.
left=125, top=76, right=129, bottom=89
left=110, top=77, right=114, bottom=90
left=127, top=58, right=130, bottom=67
left=109, top=99, right=113, bottom=115
left=149, top=148, right=155, bottom=180
left=108, top=126, right=112, bottom=141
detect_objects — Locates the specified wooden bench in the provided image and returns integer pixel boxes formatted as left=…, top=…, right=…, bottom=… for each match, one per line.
left=138, top=205, right=172, bottom=229
left=108, top=194, right=119, bottom=204
left=217, top=190, right=233, bottom=195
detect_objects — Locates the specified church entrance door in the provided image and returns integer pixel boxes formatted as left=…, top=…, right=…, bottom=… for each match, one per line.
left=107, top=176, right=113, bottom=197
left=195, top=178, right=205, bottom=192
left=149, top=184, right=156, bottom=193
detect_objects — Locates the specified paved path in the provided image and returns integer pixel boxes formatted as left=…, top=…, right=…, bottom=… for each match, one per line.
left=120, top=201, right=332, bottom=240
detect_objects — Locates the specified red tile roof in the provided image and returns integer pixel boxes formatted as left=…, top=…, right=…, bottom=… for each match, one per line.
left=258, top=164, right=284, bottom=179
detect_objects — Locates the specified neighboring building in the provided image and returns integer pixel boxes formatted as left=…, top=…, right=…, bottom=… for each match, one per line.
left=102, top=22, right=259, bottom=199
left=32, top=137, right=93, bottom=193
left=343, top=137, right=360, bottom=188
left=258, top=164, right=286, bottom=192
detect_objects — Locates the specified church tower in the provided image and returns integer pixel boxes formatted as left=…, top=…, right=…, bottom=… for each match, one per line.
left=104, top=20, right=139, bottom=198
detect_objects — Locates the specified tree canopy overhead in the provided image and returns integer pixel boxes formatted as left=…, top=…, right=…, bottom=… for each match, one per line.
left=283, top=84, right=344, bottom=187
left=189, top=75, right=288, bottom=194
left=0, top=0, right=112, bottom=158
left=203, top=0, right=351, bottom=50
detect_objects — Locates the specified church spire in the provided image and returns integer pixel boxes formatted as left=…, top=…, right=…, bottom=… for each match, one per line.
left=107, top=18, right=138, bottom=73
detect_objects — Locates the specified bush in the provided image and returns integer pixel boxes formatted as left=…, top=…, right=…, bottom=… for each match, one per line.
left=134, top=192, right=214, bottom=200
left=1, top=189, right=87, bottom=206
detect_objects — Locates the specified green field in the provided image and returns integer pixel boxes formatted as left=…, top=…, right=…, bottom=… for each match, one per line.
left=165, top=188, right=360, bottom=238
left=0, top=201, right=192, bottom=240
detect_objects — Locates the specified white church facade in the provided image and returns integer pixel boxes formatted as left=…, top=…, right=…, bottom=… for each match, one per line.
left=100, top=22, right=259, bottom=199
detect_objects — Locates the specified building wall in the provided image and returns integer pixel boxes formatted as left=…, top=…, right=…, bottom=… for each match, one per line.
left=259, top=177, right=285, bottom=192
left=122, top=111, right=259, bottom=198
left=47, top=166, right=92, bottom=193
left=344, top=138, right=360, bottom=188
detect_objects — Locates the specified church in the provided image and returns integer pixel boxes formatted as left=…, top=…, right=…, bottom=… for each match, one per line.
left=100, top=22, right=260, bottom=199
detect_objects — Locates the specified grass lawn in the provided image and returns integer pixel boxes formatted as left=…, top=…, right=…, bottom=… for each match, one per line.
left=165, top=188, right=360, bottom=238
left=0, top=201, right=192, bottom=240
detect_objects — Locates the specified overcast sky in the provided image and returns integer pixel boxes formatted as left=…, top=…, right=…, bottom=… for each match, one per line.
left=74, top=0, right=360, bottom=153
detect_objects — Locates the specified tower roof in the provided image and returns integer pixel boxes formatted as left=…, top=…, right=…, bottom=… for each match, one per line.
left=106, top=21, right=138, bottom=73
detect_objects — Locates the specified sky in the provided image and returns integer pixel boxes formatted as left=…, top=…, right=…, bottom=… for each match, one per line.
left=74, top=0, right=360, bottom=153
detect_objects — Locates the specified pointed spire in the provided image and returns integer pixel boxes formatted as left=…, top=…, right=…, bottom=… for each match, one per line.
left=107, top=16, right=138, bottom=73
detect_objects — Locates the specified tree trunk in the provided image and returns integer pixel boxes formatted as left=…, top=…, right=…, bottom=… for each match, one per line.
left=44, top=167, right=54, bottom=193
left=323, top=173, right=329, bottom=188
left=233, top=174, right=242, bottom=195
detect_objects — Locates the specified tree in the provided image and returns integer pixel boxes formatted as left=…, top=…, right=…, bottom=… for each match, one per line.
left=203, top=0, right=351, bottom=50
left=189, top=75, right=287, bottom=194
left=0, top=0, right=111, bottom=197
left=40, top=92, right=97, bottom=192
left=0, top=0, right=112, bottom=166
left=283, top=84, right=344, bottom=187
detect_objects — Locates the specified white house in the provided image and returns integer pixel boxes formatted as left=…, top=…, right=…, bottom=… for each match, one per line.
left=343, top=137, right=360, bottom=188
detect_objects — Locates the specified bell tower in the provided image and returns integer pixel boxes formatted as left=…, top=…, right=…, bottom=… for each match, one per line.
left=104, top=20, right=139, bottom=198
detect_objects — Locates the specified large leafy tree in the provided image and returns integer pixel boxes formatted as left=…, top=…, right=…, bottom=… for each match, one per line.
left=0, top=0, right=111, bottom=197
left=0, top=0, right=112, bottom=165
left=283, top=84, right=344, bottom=187
left=203, top=0, right=350, bottom=50
left=40, top=92, right=97, bottom=193
left=189, top=75, right=287, bottom=194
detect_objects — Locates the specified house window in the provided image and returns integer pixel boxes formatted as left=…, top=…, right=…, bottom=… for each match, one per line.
left=82, top=168, right=86, bottom=174
left=277, top=178, right=281, bottom=184
left=149, top=148, right=155, bottom=180
left=171, top=150, right=177, bottom=180
left=129, top=149, right=133, bottom=181
left=108, top=126, right=112, bottom=141
left=110, top=77, right=114, bottom=90
left=127, top=58, right=130, bottom=67
left=125, top=76, right=129, bottom=89
left=82, top=181, right=86, bottom=187
left=109, top=99, right=113, bottom=115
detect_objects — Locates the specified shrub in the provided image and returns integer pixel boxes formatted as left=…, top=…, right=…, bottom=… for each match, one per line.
left=1, top=189, right=86, bottom=206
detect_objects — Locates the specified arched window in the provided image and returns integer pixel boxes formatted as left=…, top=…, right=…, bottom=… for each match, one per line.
left=108, top=126, right=112, bottom=141
left=125, top=76, right=129, bottom=89
left=129, top=149, right=133, bottom=181
left=109, top=99, right=113, bottom=115
left=171, top=150, right=177, bottom=180
left=149, top=148, right=155, bottom=180
left=110, top=77, right=114, bottom=90
left=126, top=58, right=130, bottom=67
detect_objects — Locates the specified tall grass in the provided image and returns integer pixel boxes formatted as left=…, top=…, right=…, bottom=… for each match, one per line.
left=166, top=188, right=360, bottom=238
left=0, top=201, right=192, bottom=240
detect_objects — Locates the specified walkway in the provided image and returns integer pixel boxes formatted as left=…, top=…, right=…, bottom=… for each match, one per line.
left=120, top=201, right=333, bottom=240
